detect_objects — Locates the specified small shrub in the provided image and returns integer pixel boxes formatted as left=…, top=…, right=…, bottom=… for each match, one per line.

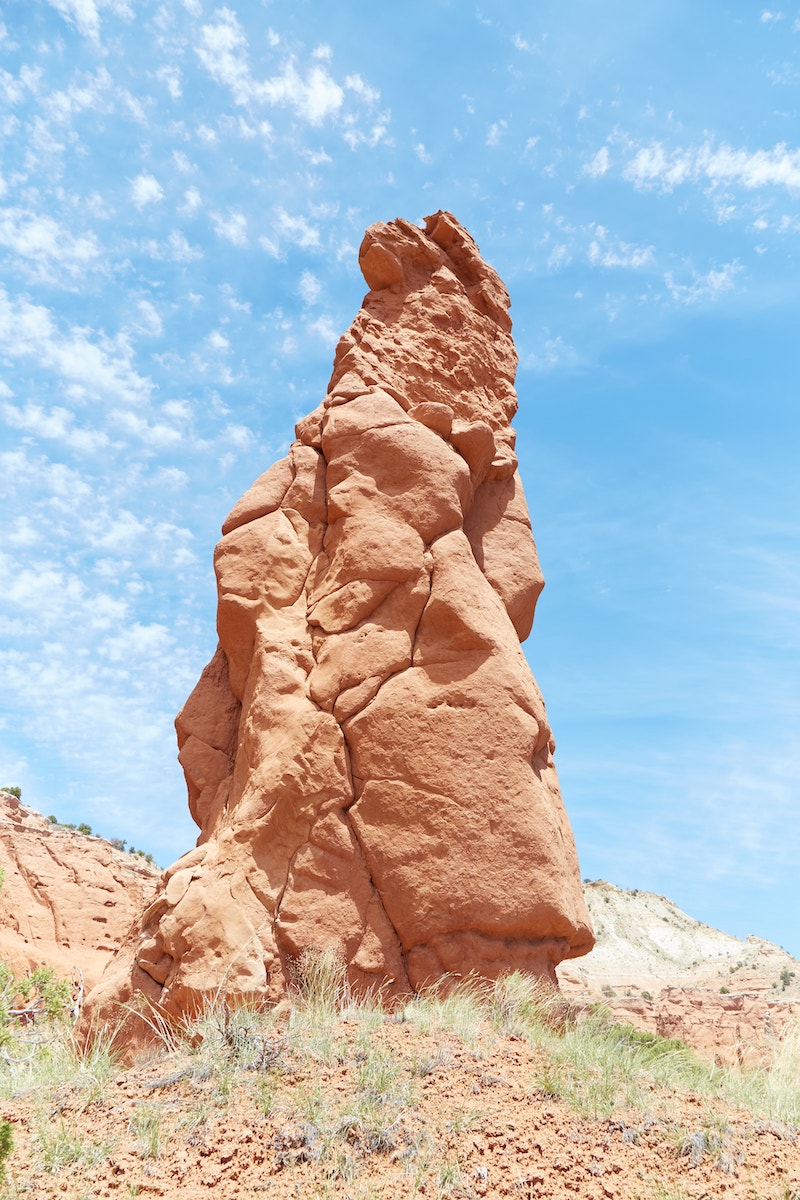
left=720, top=986, right=730, bottom=994
left=77, top=822, right=93, bottom=836
left=780, top=968, right=795, bottom=991
left=47, top=814, right=57, bottom=823
left=0, top=1119, right=12, bottom=1183
left=641, top=990, right=653, bottom=1001
left=1, top=786, right=21, bottom=799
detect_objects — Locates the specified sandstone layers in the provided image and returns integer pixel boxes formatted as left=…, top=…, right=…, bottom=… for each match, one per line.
left=93, top=211, right=593, bottom=1019
left=0, top=790, right=159, bottom=990
left=558, top=881, right=800, bottom=1065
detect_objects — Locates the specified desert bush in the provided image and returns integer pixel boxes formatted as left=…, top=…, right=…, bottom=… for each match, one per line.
left=0, top=1118, right=12, bottom=1183
left=1, top=786, right=21, bottom=799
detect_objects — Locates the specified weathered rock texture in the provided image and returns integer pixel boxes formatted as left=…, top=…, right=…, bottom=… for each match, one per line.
left=91, top=212, right=593, bottom=1019
left=0, top=791, right=159, bottom=990
left=557, top=881, right=800, bottom=1065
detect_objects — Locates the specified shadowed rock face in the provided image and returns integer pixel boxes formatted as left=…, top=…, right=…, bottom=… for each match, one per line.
left=91, top=212, right=593, bottom=1018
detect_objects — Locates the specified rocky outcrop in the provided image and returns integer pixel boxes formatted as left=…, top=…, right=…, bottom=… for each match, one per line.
left=0, top=791, right=159, bottom=989
left=90, top=211, right=593, bottom=1020
left=558, top=881, right=800, bottom=1064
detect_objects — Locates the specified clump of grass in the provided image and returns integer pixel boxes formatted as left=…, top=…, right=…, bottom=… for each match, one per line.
left=34, top=1114, right=114, bottom=1174
left=529, top=1009, right=717, bottom=1119
left=291, top=947, right=347, bottom=1017
left=0, top=1023, right=120, bottom=1104
left=721, top=1023, right=800, bottom=1123
left=488, top=970, right=569, bottom=1037
left=398, top=977, right=486, bottom=1050
left=129, top=1102, right=164, bottom=1159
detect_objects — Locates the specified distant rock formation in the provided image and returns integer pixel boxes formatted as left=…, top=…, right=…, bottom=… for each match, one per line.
left=91, top=211, right=593, bottom=1020
left=558, top=881, right=800, bottom=1065
left=0, top=790, right=159, bottom=990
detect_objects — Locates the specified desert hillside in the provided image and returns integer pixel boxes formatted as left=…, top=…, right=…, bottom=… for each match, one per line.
left=0, top=789, right=160, bottom=989
left=558, top=880, right=800, bottom=1064
left=3, top=959, right=799, bottom=1200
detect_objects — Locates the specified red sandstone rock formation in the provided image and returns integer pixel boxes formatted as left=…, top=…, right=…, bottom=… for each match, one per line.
left=0, top=790, right=159, bottom=990
left=91, top=212, right=593, bottom=1019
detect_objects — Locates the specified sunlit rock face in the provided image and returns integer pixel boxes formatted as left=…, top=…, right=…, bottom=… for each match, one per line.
left=90, top=211, right=594, bottom=1018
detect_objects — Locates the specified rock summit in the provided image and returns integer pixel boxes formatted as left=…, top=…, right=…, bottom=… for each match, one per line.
left=93, top=212, right=593, bottom=1018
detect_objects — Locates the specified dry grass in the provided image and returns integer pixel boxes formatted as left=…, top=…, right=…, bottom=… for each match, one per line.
left=1, top=956, right=799, bottom=1199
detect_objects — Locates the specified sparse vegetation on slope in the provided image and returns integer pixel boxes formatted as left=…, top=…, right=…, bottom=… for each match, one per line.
left=1, top=954, right=798, bottom=1198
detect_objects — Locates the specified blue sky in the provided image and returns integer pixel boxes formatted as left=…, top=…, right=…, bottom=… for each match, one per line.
left=1, top=1, right=798, bottom=958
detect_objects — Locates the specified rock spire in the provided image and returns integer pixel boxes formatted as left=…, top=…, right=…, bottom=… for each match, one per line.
left=92, top=211, right=593, bottom=1018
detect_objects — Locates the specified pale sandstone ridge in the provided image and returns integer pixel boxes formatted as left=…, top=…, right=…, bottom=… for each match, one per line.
left=558, top=881, right=800, bottom=1065
left=90, top=211, right=593, bottom=1020
left=0, top=790, right=159, bottom=990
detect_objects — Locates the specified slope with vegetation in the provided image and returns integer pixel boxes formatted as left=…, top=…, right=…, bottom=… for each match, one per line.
left=1, top=952, right=799, bottom=1199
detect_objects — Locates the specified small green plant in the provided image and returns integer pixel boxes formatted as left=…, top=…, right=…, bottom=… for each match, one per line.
left=641, top=990, right=653, bottom=1001
left=720, top=986, right=730, bottom=994
left=780, top=968, right=795, bottom=991
left=47, top=814, right=57, bottom=823
left=77, top=822, right=93, bottom=835
left=0, top=1118, right=13, bottom=1184
left=1, top=786, right=21, bottom=799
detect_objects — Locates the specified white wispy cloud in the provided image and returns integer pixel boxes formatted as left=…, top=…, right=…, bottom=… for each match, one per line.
left=141, top=230, right=203, bottom=262
left=298, top=270, right=321, bottom=304
left=274, top=208, right=320, bottom=248
left=0, top=286, right=152, bottom=406
left=130, top=172, right=164, bottom=208
left=583, top=146, right=610, bottom=178
left=0, top=207, right=100, bottom=282
left=47, top=0, right=133, bottom=44
left=195, top=9, right=349, bottom=125
left=211, top=210, right=248, bottom=246
left=623, top=139, right=800, bottom=193
left=181, top=186, right=203, bottom=214
left=132, top=299, right=163, bottom=337
left=2, top=401, right=111, bottom=453
left=665, top=261, right=741, bottom=304
left=0, top=63, right=43, bottom=105
left=547, top=244, right=571, bottom=271
left=307, top=314, right=338, bottom=345
left=157, top=65, right=182, bottom=100
left=44, top=66, right=115, bottom=123
left=523, top=332, right=581, bottom=373
left=345, top=74, right=379, bottom=104
left=588, top=237, right=654, bottom=269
